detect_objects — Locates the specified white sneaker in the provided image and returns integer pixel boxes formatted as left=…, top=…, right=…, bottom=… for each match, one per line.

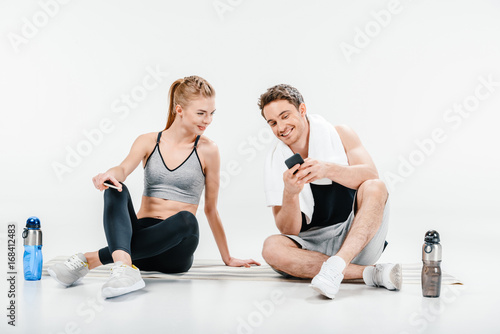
left=101, top=262, right=145, bottom=298
left=48, top=253, right=89, bottom=287
left=310, top=256, right=346, bottom=299
left=364, top=263, right=402, bottom=291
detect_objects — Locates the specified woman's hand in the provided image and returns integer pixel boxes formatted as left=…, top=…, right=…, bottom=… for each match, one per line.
left=225, top=257, right=261, bottom=268
left=92, top=173, right=122, bottom=192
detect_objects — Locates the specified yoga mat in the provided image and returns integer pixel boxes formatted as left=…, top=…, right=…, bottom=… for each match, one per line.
left=43, top=257, right=463, bottom=285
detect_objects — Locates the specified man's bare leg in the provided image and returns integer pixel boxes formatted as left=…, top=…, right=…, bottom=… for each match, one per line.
left=335, top=179, right=388, bottom=267
left=263, top=179, right=387, bottom=277
left=262, top=235, right=366, bottom=280
left=310, top=179, right=401, bottom=297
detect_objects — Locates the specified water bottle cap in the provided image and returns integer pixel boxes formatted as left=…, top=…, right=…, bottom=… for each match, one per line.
left=424, top=230, right=440, bottom=244
left=26, top=216, right=40, bottom=228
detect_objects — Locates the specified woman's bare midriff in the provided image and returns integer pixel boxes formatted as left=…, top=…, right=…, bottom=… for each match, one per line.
left=136, top=196, right=198, bottom=220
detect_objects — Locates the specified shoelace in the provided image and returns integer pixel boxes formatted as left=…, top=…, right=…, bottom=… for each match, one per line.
left=320, top=262, right=343, bottom=286
left=64, top=255, right=86, bottom=270
left=110, top=264, right=127, bottom=278
left=372, top=265, right=384, bottom=288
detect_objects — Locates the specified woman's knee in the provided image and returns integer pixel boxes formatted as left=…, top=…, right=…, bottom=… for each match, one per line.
left=177, top=211, right=199, bottom=235
left=103, top=183, right=129, bottom=204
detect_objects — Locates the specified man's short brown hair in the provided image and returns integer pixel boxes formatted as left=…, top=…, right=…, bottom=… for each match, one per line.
left=258, top=84, right=304, bottom=119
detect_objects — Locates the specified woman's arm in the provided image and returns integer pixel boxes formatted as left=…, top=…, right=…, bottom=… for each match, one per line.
left=92, top=133, right=155, bottom=191
left=201, top=138, right=260, bottom=267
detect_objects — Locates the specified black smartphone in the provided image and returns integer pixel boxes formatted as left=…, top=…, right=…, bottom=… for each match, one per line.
left=285, top=153, right=304, bottom=170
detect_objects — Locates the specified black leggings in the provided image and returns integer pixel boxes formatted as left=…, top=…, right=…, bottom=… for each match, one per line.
left=98, top=184, right=199, bottom=273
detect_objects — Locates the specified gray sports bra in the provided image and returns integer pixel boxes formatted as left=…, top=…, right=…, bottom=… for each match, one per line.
left=143, top=132, right=205, bottom=205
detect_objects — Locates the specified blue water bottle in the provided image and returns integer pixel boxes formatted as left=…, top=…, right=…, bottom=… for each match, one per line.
left=22, top=216, right=43, bottom=280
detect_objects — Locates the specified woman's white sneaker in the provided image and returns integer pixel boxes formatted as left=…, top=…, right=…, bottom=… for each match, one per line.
left=101, top=262, right=145, bottom=298
left=47, top=253, right=89, bottom=287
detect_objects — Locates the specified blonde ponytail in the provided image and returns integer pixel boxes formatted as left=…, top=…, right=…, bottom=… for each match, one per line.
left=164, top=76, right=215, bottom=130
left=165, top=79, right=183, bottom=130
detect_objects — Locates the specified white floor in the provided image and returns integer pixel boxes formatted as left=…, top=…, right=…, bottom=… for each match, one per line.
left=3, top=263, right=498, bottom=334
left=4, top=209, right=500, bottom=334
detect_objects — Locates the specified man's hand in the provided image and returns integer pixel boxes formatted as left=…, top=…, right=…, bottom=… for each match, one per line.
left=283, top=164, right=305, bottom=195
left=295, top=158, right=329, bottom=184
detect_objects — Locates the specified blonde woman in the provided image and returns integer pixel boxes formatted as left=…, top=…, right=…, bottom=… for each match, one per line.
left=49, top=76, right=260, bottom=298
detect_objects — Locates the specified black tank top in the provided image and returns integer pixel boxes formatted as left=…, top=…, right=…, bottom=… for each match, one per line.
left=300, top=182, right=356, bottom=232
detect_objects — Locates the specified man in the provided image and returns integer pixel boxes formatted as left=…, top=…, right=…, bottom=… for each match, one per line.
left=259, top=84, right=401, bottom=299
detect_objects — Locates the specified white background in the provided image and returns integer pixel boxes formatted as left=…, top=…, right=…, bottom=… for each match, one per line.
left=1, top=0, right=499, bottom=271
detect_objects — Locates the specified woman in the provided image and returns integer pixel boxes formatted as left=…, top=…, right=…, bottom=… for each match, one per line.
left=48, top=75, right=260, bottom=298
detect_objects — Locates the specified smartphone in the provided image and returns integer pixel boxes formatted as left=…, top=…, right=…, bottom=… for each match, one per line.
left=285, top=153, right=304, bottom=170
left=103, top=182, right=120, bottom=190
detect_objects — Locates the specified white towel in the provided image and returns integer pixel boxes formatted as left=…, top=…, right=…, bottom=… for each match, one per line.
left=264, top=114, right=349, bottom=224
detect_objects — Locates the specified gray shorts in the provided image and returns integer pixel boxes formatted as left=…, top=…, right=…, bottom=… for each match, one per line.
left=285, top=195, right=390, bottom=266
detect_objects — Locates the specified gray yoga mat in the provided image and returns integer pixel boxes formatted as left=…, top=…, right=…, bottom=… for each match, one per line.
left=43, top=257, right=462, bottom=285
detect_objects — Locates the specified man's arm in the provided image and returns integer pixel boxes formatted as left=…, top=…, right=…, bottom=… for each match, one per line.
left=295, top=125, right=379, bottom=190
left=272, top=164, right=303, bottom=236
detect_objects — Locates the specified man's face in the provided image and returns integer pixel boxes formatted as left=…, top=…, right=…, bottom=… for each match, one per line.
left=263, top=100, right=307, bottom=146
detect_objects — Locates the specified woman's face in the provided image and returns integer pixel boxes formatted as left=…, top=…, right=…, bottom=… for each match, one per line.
left=177, top=96, right=216, bottom=135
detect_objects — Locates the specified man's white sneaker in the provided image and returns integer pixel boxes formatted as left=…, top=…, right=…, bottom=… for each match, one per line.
left=363, top=263, right=402, bottom=291
left=101, top=261, right=145, bottom=298
left=310, top=256, right=346, bottom=299
left=48, top=253, right=89, bottom=287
